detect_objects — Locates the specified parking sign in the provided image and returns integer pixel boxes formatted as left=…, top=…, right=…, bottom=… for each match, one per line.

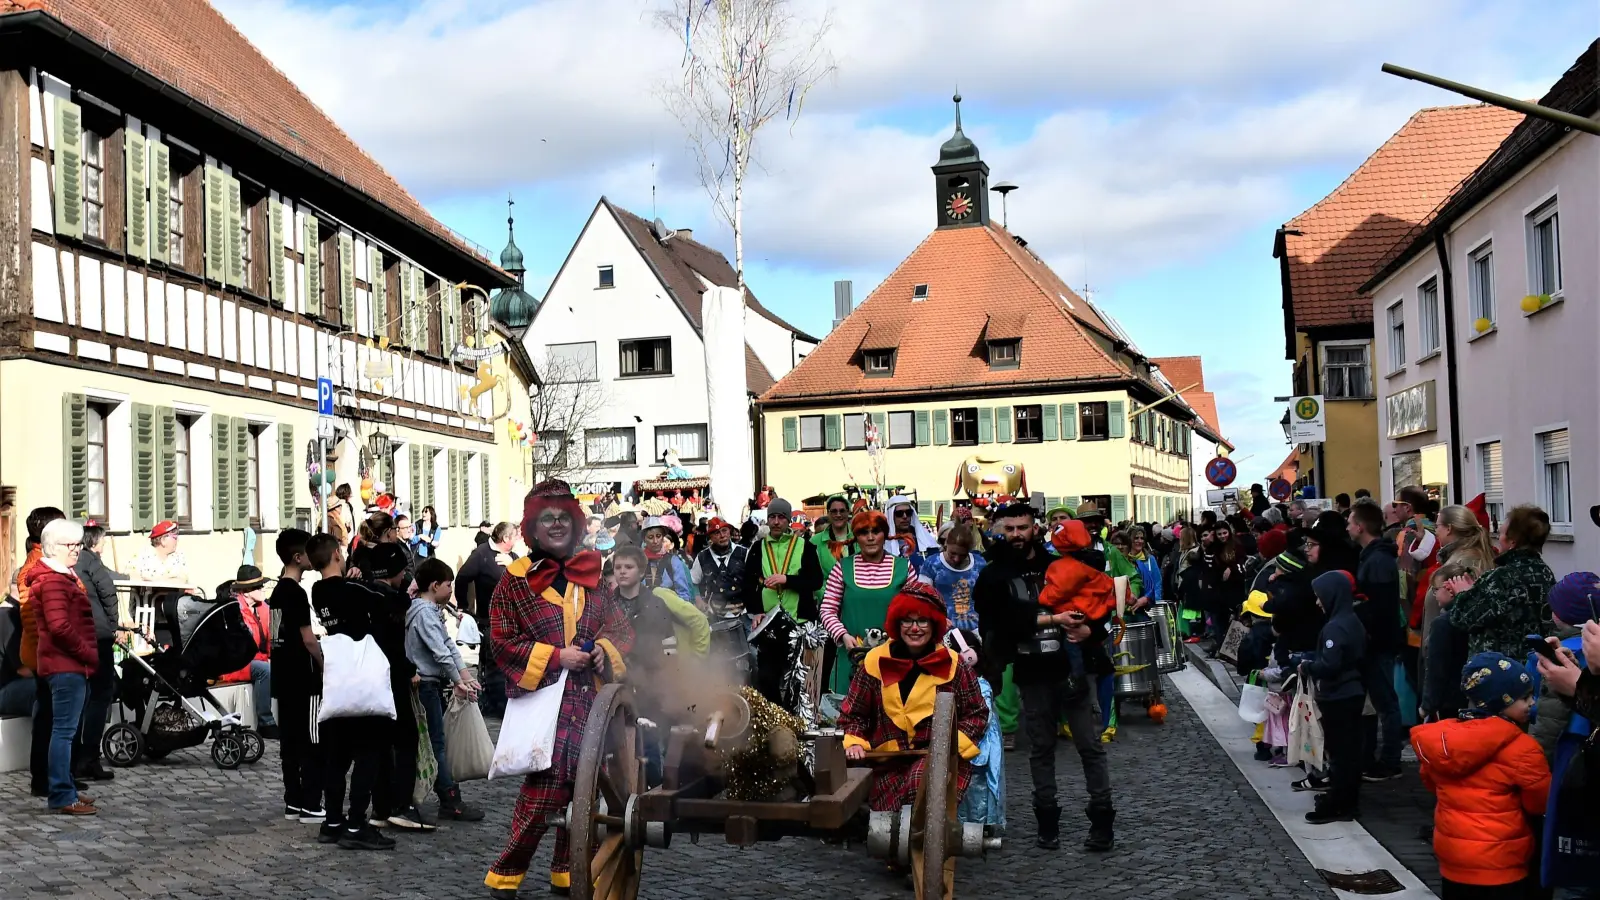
left=317, top=377, right=334, bottom=416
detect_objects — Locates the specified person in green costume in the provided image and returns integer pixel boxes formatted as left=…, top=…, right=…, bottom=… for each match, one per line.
left=810, top=495, right=858, bottom=594
left=738, top=498, right=823, bottom=624
left=820, top=509, right=911, bottom=695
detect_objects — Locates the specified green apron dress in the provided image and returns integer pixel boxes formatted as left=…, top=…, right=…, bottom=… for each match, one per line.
left=828, top=555, right=910, bottom=696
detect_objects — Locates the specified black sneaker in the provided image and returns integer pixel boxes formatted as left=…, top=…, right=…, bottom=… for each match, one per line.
left=299, top=806, right=327, bottom=824
left=1305, top=805, right=1358, bottom=825
left=1254, top=743, right=1273, bottom=762
left=388, top=805, right=438, bottom=832
left=258, top=724, right=280, bottom=740
left=1362, top=765, right=1403, bottom=783
left=317, top=822, right=345, bottom=844
left=283, top=804, right=302, bottom=821
left=338, top=824, right=396, bottom=850
left=1291, top=776, right=1329, bottom=793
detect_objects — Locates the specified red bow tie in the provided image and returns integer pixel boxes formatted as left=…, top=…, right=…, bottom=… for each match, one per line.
left=878, top=648, right=955, bottom=686
left=524, top=550, right=602, bottom=594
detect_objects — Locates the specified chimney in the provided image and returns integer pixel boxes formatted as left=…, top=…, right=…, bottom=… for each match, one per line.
left=675, top=228, right=692, bottom=242
left=832, top=280, right=853, bottom=330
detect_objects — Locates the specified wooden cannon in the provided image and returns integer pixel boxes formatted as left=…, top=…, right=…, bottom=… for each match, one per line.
left=557, top=684, right=991, bottom=900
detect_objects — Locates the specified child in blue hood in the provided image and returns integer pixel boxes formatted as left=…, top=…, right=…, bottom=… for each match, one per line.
left=1297, top=570, right=1367, bottom=824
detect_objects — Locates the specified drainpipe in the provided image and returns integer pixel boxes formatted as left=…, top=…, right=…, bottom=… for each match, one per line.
left=1434, top=229, right=1464, bottom=504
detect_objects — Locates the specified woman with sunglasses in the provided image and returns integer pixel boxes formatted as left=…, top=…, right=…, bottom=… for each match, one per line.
left=821, top=510, right=912, bottom=695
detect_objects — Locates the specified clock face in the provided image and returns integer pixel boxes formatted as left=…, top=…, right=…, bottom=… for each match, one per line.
left=946, top=191, right=973, bottom=220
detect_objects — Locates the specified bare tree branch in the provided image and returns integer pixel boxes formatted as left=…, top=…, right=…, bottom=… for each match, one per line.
left=528, top=355, right=612, bottom=485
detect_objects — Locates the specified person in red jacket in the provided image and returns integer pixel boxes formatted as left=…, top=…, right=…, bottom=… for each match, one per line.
left=29, top=519, right=99, bottom=816
left=1411, top=651, right=1551, bottom=898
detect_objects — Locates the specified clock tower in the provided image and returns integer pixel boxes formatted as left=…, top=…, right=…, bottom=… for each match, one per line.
left=933, top=94, right=989, bottom=229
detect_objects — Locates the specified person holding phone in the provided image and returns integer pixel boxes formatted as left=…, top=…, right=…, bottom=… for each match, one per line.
left=1443, top=505, right=1557, bottom=658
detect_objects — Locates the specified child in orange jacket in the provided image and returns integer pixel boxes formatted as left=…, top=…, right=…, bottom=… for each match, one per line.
left=1410, top=652, right=1551, bottom=899
left=1039, top=520, right=1116, bottom=622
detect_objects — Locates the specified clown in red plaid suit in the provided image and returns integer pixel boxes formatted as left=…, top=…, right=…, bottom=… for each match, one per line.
left=836, top=581, right=988, bottom=812
left=486, top=480, right=634, bottom=898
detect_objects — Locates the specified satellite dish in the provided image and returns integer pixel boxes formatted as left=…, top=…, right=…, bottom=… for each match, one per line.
left=652, top=217, right=677, bottom=243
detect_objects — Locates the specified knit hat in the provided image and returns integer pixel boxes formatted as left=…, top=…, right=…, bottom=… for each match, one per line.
left=1256, top=529, right=1288, bottom=561
left=885, top=580, right=949, bottom=640
left=1461, top=652, right=1534, bottom=715
left=1548, top=571, right=1599, bottom=626
left=1049, top=519, right=1093, bottom=555
left=766, top=498, right=794, bottom=519
left=363, top=542, right=410, bottom=581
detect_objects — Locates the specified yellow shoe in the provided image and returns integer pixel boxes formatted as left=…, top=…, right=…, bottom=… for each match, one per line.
left=1099, top=726, right=1116, bottom=744
left=1058, top=723, right=1073, bottom=739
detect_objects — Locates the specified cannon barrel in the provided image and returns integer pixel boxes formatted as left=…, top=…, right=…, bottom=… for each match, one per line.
left=703, top=711, right=725, bottom=748
left=1381, top=63, right=1600, bottom=137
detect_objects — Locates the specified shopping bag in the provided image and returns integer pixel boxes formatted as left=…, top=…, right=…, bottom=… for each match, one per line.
left=1238, top=674, right=1269, bottom=724
left=489, top=669, right=568, bottom=779
left=1286, top=678, right=1324, bottom=770
left=446, top=690, right=495, bottom=782
left=412, top=688, right=437, bottom=806
left=1218, top=618, right=1249, bottom=664
left=317, top=634, right=396, bottom=722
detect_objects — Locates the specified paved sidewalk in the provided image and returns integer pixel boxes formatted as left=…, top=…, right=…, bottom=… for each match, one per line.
left=0, top=682, right=1332, bottom=900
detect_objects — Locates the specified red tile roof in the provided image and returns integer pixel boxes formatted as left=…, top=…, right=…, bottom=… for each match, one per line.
left=1282, top=104, right=1523, bottom=329
left=1151, top=356, right=1226, bottom=448
left=745, top=345, right=776, bottom=396
left=763, top=224, right=1140, bottom=403
left=9, top=0, right=493, bottom=270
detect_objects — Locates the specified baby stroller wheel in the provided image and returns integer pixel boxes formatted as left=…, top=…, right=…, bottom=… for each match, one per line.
left=239, top=729, right=264, bottom=764
left=103, top=723, right=144, bottom=768
left=212, top=734, right=244, bottom=770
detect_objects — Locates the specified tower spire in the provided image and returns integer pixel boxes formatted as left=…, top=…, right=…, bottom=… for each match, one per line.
left=498, top=192, right=526, bottom=280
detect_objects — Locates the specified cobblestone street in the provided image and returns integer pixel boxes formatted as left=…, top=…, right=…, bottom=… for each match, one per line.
left=0, top=680, right=1334, bottom=900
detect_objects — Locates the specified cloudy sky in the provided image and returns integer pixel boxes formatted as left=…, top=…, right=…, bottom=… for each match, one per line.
left=218, top=0, right=1594, bottom=483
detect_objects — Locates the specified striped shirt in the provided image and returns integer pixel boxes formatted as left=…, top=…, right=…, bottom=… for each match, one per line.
left=821, top=555, right=905, bottom=642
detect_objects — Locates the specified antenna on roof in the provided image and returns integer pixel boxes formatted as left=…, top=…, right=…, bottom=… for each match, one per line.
left=652, top=217, right=677, bottom=244
left=991, top=181, right=1018, bottom=229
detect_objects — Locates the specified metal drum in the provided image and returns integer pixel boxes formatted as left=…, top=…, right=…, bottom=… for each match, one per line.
left=709, top=615, right=752, bottom=680
left=1112, top=620, right=1159, bottom=698
left=1151, top=603, right=1184, bottom=673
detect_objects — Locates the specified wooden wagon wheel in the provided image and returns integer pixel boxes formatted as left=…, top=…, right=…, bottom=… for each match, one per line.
left=571, top=684, right=645, bottom=900
left=910, top=691, right=958, bottom=900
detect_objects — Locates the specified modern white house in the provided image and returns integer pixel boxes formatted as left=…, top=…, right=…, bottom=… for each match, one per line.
left=1149, top=357, right=1232, bottom=513
left=522, top=198, right=819, bottom=502
left=1365, top=40, right=1597, bottom=570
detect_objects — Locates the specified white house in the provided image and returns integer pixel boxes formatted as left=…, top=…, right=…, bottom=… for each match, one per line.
left=523, top=198, right=819, bottom=501
left=1365, top=41, right=1598, bottom=571
left=1148, top=357, right=1232, bottom=515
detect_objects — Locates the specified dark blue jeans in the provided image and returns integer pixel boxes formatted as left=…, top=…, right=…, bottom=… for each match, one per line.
left=46, top=673, right=87, bottom=808
left=416, top=679, right=454, bottom=797
left=1360, top=651, right=1403, bottom=770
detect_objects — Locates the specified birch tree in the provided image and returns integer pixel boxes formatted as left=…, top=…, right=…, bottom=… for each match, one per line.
left=656, top=0, right=836, bottom=290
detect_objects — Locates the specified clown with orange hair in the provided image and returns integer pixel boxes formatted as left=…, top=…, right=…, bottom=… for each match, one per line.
left=821, top=509, right=913, bottom=695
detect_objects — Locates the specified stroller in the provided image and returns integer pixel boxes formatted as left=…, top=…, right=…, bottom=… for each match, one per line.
left=101, top=586, right=265, bottom=770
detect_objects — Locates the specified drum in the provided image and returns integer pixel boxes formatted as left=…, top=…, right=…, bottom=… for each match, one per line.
left=1113, top=620, right=1159, bottom=698
left=1151, top=603, right=1184, bottom=673
left=709, top=615, right=752, bottom=679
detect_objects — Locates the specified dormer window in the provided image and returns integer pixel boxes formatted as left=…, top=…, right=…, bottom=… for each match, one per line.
left=864, top=350, right=895, bottom=377
left=988, top=339, right=1019, bottom=370
left=912, top=284, right=929, bottom=301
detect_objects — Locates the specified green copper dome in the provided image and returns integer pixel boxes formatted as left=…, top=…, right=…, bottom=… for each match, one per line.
left=489, top=196, right=538, bottom=328
left=937, top=93, right=980, bottom=164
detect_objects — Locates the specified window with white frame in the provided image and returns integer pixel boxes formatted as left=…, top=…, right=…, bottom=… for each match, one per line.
left=545, top=342, right=598, bottom=382
left=1386, top=302, right=1406, bottom=371
left=1537, top=428, right=1571, bottom=529
left=1322, top=342, right=1371, bottom=399
left=888, top=410, right=915, bottom=448
left=798, top=415, right=825, bottom=451
left=843, top=413, right=867, bottom=450
left=584, top=427, right=634, bottom=466
left=1477, top=440, right=1503, bottom=532
left=654, top=424, right=708, bottom=463
left=1418, top=278, right=1440, bottom=357
left=1468, top=241, right=1495, bottom=330
left=1526, top=198, right=1561, bottom=297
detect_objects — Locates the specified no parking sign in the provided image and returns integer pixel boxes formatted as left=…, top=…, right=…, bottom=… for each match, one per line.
left=1205, top=456, right=1237, bottom=487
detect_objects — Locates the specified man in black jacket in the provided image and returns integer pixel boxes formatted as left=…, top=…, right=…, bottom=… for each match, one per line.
left=1347, top=502, right=1404, bottom=781
left=455, top=522, right=518, bottom=717
left=72, top=523, right=123, bottom=781
left=691, top=517, right=748, bottom=617
left=975, top=503, right=1115, bottom=854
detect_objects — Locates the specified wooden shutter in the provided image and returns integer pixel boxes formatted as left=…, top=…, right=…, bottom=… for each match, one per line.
left=1044, top=496, right=1060, bottom=513
left=932, top=409, right=949, bottom=445
left=1110, top=494, right=1128, bottom=523
left=157, top=407, right=178, bottom=520
left=1060, top=403, right=1078, bottom=440
left=398, top=262, right=414, bottom=346
left=1042, top=404, right=1058, bottom=441
left=203, top=164, right=226, bottom=283
left=977, top=407, right=993, bottom=444
left=268, top=197, right=285, bottom=304
left=781, top=417, right=798, bottom=452
left=995, top=407, right=1012, bottom=443
left=62, top=393, right=89, bottom=520
left=459, top=451, right=471, bottom=524
left=823, top=414, right=841, bottom=451
left=914, top=410, right=931, bottom=446
left=480, top=453, right=491, bottom=525
left=1061, top=495, right=1080, bottom=514
left=234, top=419, right=251, bottom=529
left=338, top=232, right=355, bottom=326
left=213, top=415, right=233, bottom=530
left=132, top=403, right=157, bottom=531
left=303, top=214, right=321, bottom=316
left=409, top=444, right=423, bottom=502
left=446, top=450, right=459, bottom=526
left=369, top=247, right=387, bottom=339
left=871, top=412, right=887, bottom=446
left=52, top=99, right=84, bottom=240
left=279, top=424, right=295, bottom=524
left=917, top=500, right=933, bottom=517
left=149, top=140, right=169, bottom=263
left=224, top=175, right=244, bottom=287
left=422, top=447, right=436, bottom=513
left=124, top=130, right=148, bottom=261
left=416, top=271, right=432, bottom=351
left=1108, top=400, right=1126, bottom=439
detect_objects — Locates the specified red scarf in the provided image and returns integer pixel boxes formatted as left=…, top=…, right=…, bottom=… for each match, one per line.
left=524, top=550, right=602, bottom=595
left=644, top=545, right=670, bottom=562
left=877, top=646, right=955, bottom=686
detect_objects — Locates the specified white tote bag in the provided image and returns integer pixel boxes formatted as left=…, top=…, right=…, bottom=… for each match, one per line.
left=489, top=669, right=568, bottom=780
left=445, top=690, right=496, bottom=782
left=1237, top=681, right=1270, bottom=724
left=317, top=634, right=396, bottom=722
left=1286, top=678, right=1325, bottom=770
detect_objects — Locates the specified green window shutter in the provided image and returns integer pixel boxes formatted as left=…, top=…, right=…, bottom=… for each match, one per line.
left=52, top=99, right=84, bottom=240
left=914, top=410, right=930, bottom=446
left=447, top=450, right=460, bottom=526
left=303, top=214, right=321, bottom=316
left=781, top=417, right=798, bottom=452
left=1061, top=403, right=1078, bottom=440
left=917, top=500, right=933, bottom=518
left=279, top=424, right=295, bottom=525
left=62, top=393, right=88, bottom=520
left=338, top=232, right=355, bottom=326
left=1110, top=494, right=1128, bottom=523
left=224, top=175, right=244, bottom=287
left=977, top=407, right=993, bottom=444
left=995, top=407, right=1012, bottom=443
left=409, top=444, right=423, bottom=501
left=1061, top=495, right=1080, bottom=515
left=480, top=453, right=491, bottom=525
left=203, top=164, right=226, bottom=283
left=1042, top=403, right=1059, bottom=441
left=234, top=420, right=250, bottom=529
left=932, top=409, right=949, bottom=445
left=871, top=412, right=888, bottom=446
left=423, top=447, right=437, bottom=512
left=268, top=198, right=285, bottom=305
left=369, top=247, right=387, bottom=337
left=156, top=407, right=177, bottom=520
left=418, top=274, right=433, bottom=351
left=149, top=141, right=169, bottom=263
left=1108, top=400, right=1126, bottom=439
left=398, top=262, right=413, bottom=345
left=213, top=415, right=233, bottom=530
left=124, top=130, right=148, bottom=262
left=458, top=451, right=470, bottom=526
left=132, top=403, right=157, bottom=532
left=1044, top=496, right=1060, bottom=513
left=823, top=414, right=841, bottom=451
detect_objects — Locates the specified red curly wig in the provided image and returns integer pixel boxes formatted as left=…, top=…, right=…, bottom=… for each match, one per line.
left=885, top=580, right=949, bottom=641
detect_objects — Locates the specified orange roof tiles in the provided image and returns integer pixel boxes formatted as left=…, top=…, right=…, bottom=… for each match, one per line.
left=1282, top=104, right=1522, bottom=329
left=10, top=0, right=489, bottom=268
left=1151, top=356, right=1226, bottom=447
